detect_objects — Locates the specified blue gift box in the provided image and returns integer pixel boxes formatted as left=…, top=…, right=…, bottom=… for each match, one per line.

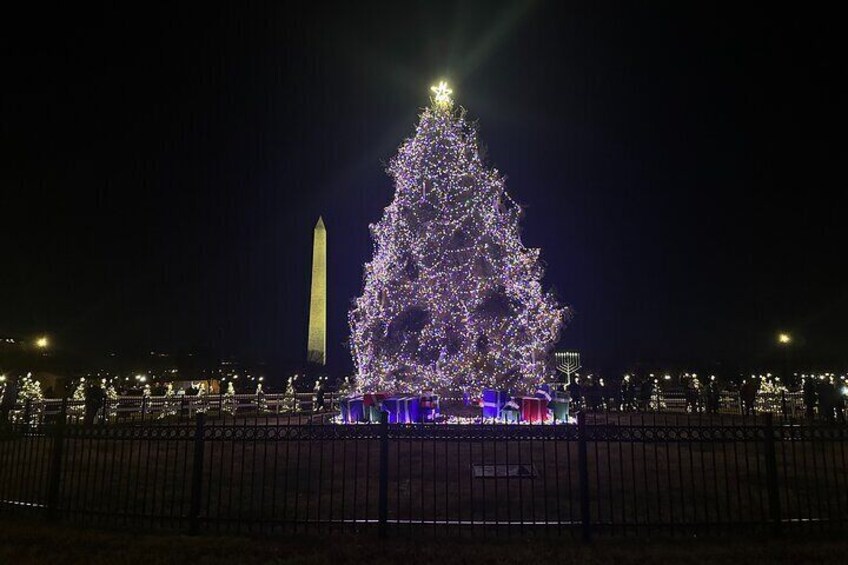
left=502, top=400, right=521, bottom=423
left=340, top=396, right=365, bottom=423
left=482, top=389, right=509, bottom=420
left=382, top=396, right=421, bottom=424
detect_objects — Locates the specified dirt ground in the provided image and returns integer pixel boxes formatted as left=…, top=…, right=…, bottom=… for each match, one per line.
left=2, top=415, right=846, bottom=533
left=2, top=517, right=847, bottom=565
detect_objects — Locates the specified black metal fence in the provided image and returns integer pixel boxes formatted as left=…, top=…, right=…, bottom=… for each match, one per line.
left=1, top=408, right=846, bottom=538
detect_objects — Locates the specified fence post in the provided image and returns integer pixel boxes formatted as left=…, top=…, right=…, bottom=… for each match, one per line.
left=46, top=398, right=67, bottom=521
left=763, top=412, right=782, bottom=536
left=780, top=391, right=788, bottom=420
left=188, top=411, right=206, bottom=535
left=378, top=410, right=389, bottom=539
left=577, top=410, right=591, bottom=542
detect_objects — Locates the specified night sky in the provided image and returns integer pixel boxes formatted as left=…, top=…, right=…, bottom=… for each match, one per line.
left=1, top=2, right=843, bottom=376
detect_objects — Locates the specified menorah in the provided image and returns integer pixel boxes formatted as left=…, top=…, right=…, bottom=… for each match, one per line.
left=555, top=351, right=581, bottom=385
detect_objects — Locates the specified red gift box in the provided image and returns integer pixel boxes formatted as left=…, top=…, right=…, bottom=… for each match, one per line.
left=519, top=396, right=548, bottom=423
left=363, top=392, right=388, bottom=407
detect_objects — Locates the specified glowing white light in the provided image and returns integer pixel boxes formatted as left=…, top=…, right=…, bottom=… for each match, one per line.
left=430, top=81, right=453, bottom=105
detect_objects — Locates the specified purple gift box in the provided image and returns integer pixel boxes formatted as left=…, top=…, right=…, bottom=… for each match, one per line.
left=481, top=389, right=509, bottom=420
left=419, top=392, right=440, bottom=423
left=382, top=396, right=421, bottom=424
left=340, top=396, right=365, bottom=423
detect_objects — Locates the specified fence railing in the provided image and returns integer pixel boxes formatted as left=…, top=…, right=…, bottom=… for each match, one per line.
left=1, top=408, right=846, bottom=538
left=3, top=390, right=822, bottom=427
left=571, top=390, right=810, bottom=418
left=5, top=392, right=338, bottom=425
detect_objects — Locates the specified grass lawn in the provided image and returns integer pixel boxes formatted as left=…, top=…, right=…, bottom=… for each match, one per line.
left=2, top=517, right=847, bottom=564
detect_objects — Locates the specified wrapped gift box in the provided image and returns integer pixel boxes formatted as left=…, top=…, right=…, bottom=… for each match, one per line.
left=419, top=392, right=440, bottom=423
left=519, top=396, right=548, bottom=423
left=340, top=396, right=365, bottom=423
left=382, top=396, right=421, bottom=424
left=535, top=387, right=552, bottom=404
left=553, top=389, right=571, bottom=401
left=367, top=405, right=385, bottom=423
left=481, top=389, right=509, bottom=420
left=550, top=398, right=569, bottom=422
left=363, top=392, right=388, bottom=408
left=502, top=400, right=521, bottom=423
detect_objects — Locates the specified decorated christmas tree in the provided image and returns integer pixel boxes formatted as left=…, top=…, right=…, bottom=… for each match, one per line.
left=255, top=382, right=267, bottom=413
left=756, top=376, right=788, bottom=413
left=103, top=380, right=118, bottom=421
left=650, top=378, right=667, bottom=411
left=160, top=383, right=178, bottom=419
left=222, top=381, right=237, bottom=416
left=14, top=373, right=44, bottom=425
left=281, top=375, right=298, bottom=413
left=70, top=378, right=87, bottom=419
left=194, top=382, right=208, bottom=413
left=349, top=82, right=565, bottom=395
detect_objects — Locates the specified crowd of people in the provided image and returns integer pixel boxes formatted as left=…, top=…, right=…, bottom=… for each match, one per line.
left=801, top=376, right=846, bottom=421
left=563, top=374, right=847, bottom=421
left=565, top=375, right=722, bottom=413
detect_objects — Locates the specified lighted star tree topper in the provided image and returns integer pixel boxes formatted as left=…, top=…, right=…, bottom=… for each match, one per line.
left=349, top=82, right=566, bottom=395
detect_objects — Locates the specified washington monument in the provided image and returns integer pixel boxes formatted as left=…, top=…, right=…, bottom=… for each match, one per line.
left=307, top=216, right=326, bottom=365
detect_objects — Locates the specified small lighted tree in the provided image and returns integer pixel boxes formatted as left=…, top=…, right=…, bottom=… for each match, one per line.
left=14, top=373, right=44, bottom=426
left=70, top=378, right=87, bottom=419
left=281, top=375, right=298, bottom=413
left=222, top=382, right=237, bottom=416
left=194, top=382, right=208, bottom=413
left=312, top=378, right=325, bottom=412
left=255, top=382, right=267, bottom=413
left=756, top=376, right=788, bottom=413
left=103, top=380, right=118, bottom=422
left=650, top=379, right=667, bottom=411
left=160, top=383, right=178, bottom=419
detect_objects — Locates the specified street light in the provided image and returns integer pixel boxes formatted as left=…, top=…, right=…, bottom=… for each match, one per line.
left=777, top=332, right=792, bottom=381
left=35, top=336, right=49, bottom=349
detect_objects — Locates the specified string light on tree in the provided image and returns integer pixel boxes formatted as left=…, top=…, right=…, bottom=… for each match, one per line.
left=349, top=82, right=566, bottom=396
